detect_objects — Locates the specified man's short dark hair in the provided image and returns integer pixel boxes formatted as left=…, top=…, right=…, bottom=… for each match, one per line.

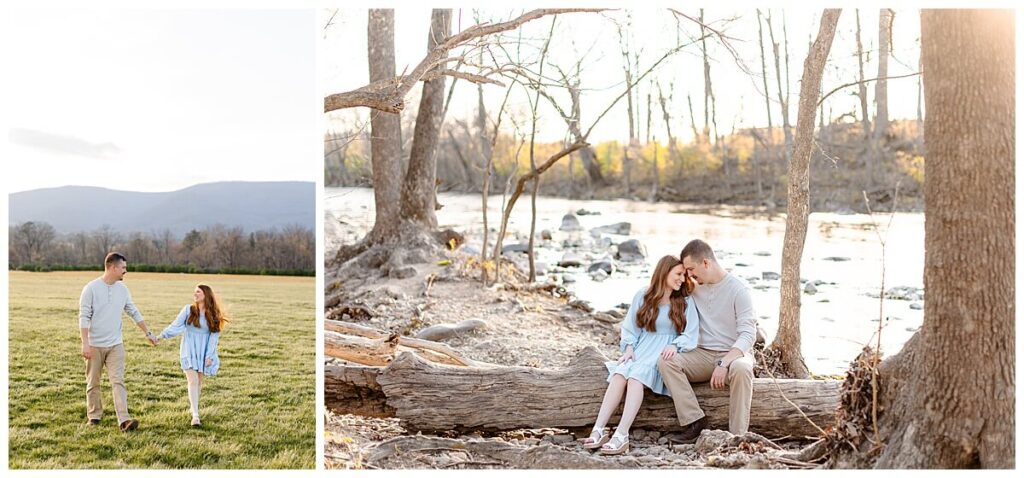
left=680, top=239, right=716, bottom=263
left=104, top=252, right=127, bottom=267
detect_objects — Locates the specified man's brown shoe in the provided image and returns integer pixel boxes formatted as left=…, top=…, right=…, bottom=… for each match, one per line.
left=120, top=419, right=139, bottom=432
left=88, top=418, right=101, bottom=426
left=666, top=416, right=707, bottom=444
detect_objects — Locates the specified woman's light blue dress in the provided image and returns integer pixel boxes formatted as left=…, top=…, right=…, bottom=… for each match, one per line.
left=159, top=305, right=221, bottom=376
left=605, top=288, right=700, bottom=396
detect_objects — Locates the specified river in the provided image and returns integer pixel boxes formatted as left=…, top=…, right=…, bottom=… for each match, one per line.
left=326, top=187, right=925, bottom=376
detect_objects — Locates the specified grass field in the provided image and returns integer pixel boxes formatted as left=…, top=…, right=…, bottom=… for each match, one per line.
left=8, top=271, right=316, bottom=469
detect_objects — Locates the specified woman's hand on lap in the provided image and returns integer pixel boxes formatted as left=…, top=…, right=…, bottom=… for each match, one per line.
left=660, top=345, right=677, bottom=361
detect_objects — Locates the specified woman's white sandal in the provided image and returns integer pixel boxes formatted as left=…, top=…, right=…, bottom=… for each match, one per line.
left=582, top=427, right=611, bottom=450
left=599, top=432, right=629, bottom=455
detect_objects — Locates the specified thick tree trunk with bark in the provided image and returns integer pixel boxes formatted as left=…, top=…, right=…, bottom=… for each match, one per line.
left=835, top=9, right=1015, bottom=469
left=328, top=347, right=841, bottom=437
left=770, top=9, right=842, bottom=380
left=365, top=10, right=403, bottom=242
left=399, top=9, right=452, bottom=229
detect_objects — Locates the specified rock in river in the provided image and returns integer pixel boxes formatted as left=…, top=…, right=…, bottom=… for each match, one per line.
left=591, top=222, right=631, bottom=235
left=558, top=252, right=585, bottom=267
left=559, top=213, right=583, bottom=232
left=615, top=239, right=647, bottom=262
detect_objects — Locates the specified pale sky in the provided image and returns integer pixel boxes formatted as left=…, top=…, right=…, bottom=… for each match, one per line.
left=3, top=9, right=317, bottom=193
left=324, top=8, right=923, bottom=145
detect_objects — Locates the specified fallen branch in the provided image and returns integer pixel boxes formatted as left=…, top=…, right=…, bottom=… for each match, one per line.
left=325, top=319, right=486, bottom=367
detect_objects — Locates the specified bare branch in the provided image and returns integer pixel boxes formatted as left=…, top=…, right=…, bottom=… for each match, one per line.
left=325, top=8, right=607, bottom=114
left=817, top=72, right=922, bottom=107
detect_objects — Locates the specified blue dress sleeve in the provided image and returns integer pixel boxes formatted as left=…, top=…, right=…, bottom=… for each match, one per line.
left=159, top=305, right=190, bottom=339
left=619, top=289, right=645, bottom=353
left=672, top=297, right=700, bottom=352
left=206, top=329, right=220, bottom=356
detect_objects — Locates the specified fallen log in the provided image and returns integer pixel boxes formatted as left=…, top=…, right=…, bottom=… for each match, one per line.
left=327, top=346, right=840, bottom=437
left=325, top=362, right=394, bottom=418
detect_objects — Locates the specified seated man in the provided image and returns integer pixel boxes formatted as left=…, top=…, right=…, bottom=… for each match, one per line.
left=657, top=239, right=756, bottom=440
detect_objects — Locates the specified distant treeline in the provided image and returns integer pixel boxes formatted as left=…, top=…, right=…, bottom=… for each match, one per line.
left=327, top=119, right=925, bottom=212
left=9, top=222, right=314, bottom=276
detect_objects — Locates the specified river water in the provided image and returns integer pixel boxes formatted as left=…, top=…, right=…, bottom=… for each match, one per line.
left=326, top=187, right=925, bottom=376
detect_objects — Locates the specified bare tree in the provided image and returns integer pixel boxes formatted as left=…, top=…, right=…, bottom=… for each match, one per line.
left=768, top=9, right=842, bottom=380
left=855, top=9, right=874, bottom=183
left=656, top=81, right=680, bottom=180
left=755, top=9, right=773, bottom=198
left=767, top=10, right=793, bottom=168
left=874, top=9, right=893, bottom=143
left=526, top=17, right=558, bottom=282
left=10, top=222, right=56, bottom=264
left=833, top=9, right=1014, bottom=469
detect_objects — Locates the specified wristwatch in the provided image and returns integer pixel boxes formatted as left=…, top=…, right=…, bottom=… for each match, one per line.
left=715, top=359, right=729, bottom=369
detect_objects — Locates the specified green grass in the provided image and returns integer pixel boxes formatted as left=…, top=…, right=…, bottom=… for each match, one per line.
left=8, top=271, right=316, bottom=469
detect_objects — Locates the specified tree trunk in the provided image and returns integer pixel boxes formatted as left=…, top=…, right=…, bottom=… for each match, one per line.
left=649, top=140, right=659, bottom=202
left=365, top=10, right=403, bottom=241
left=399, top=9, right=452, bottom=229
left=686, top=93, right=700, bottom=144
left=756, top=9, right=772, bottom=199
left=622, top=45, right=636, bottom=197
left=770, top=9, right=842, bottom=379
left=567, top=80, right=604, bottom=188
left=768, top=10, right=793, bottom=170
left=656, top=82, right=679, bottom=180
left=328, top=347, right=841, bottom=437
left=700, top=9, right=711, bottom=142
left=873, top=9, right=892, bottom=144
left=841, top=9, right=1014, bottom=469
left=855, top=9, right=872, bottom=178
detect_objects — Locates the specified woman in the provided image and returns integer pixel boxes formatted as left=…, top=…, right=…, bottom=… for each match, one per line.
left=154, top=284, right=227, bottom=427
left=582, top=255, right=699, bottom=455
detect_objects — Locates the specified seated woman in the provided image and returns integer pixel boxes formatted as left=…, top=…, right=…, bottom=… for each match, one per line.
left=583, top=255, right=699, bottom=455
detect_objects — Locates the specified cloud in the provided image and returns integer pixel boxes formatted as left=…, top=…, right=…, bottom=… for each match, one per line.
left=8, top=128, right=121, bottom=159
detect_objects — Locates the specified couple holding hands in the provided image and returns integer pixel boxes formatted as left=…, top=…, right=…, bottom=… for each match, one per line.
left=585, top=239, right=757, bottom=455
left=79, top=253, right=226, bottom=431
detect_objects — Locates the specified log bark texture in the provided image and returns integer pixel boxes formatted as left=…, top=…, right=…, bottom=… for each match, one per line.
left=328, top=346, right=840, bottom=437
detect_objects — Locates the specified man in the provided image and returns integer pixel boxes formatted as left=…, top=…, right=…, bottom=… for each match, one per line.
left=80, top=252, right=157, bottom=431
left=657, top=239, right=757, bottom=440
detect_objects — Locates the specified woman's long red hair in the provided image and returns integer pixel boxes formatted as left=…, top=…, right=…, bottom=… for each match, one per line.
left=188, top=284, right=227, bottom=333
left=636, top=255, right=693, bottom=333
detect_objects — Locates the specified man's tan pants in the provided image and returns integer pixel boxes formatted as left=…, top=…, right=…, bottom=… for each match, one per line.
left=86, top=344, right=131, bottom=424
left=657, top=347, right=754, bottom=435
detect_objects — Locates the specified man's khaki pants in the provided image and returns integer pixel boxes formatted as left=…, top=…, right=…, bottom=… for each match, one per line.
left=86, top=344, right=131, bottom=424
left=657, top=347, right=754, bottom=435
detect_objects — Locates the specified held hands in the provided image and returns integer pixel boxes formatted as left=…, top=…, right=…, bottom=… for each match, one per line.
left=146, top=333, right=161, bottom=346
left=617, top=347, right=635, bottom=364
left=660, top=345, right=677, bottom=361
